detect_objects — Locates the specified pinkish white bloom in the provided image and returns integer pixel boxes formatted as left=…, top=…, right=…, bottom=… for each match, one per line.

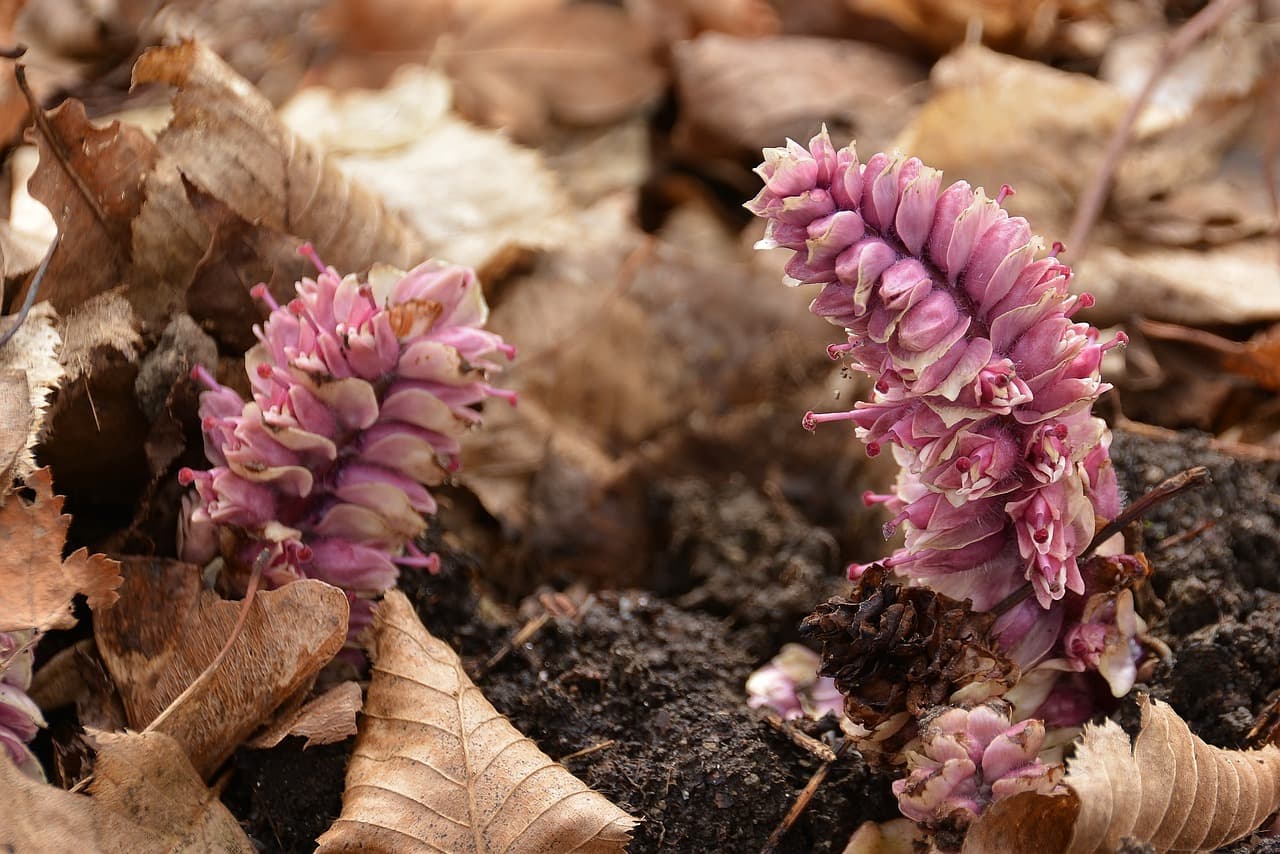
left=181, top=246, right=513, bottom=638
left=893, top=702, right=1064, bottom=828
left=746, top=644, right=844, bottom=721
left=0, top=631, right=44, bottom=779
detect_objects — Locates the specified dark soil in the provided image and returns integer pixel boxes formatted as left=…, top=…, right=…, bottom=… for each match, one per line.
left=224, top=426, right=1280, bottom=852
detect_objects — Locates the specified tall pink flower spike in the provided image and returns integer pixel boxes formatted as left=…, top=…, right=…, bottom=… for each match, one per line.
left=180, top=245, right=514, bottom=642
left=749, top=130, right=1143, bottom=724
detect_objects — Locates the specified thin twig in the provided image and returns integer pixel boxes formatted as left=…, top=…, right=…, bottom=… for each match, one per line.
left=761, top=739, right=851, bottom=854
left=761, top=711, right=838, bottom=763
left=1064, top=0, right=1252, bottom=259
left=473, top=610, right=551, bottom=680
left=558, top=739, right=616, bottom=764
left=1082, top=466, right=1210, bottom=558
left=0, top=232, right=59, bottom=350
left=1155, top=518, right=1217, bottom=552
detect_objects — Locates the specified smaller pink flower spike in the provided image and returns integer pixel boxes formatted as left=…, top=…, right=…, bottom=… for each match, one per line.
left=179, top=249, right=511, bottom=646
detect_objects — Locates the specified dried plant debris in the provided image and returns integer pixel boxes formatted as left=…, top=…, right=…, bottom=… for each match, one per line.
left=0, top=730, right=253, bottom=853
left=246, top=681, right=362, bottom=751
left=0, top=300, right=63, bottom=486
left=94, top=557, right=348, bottom=777
left=963, top=696, right=1280, bottom=853
left=317, top=590, right=637, bottom=853
left=0, top=467, right=121, bottom=632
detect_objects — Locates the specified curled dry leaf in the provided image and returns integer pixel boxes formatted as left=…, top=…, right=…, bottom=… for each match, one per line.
left=673, top=34, right=924, bottom=158
left=317, top=590, right=637, bottom=853
left=0, top=729, right=252, bottom=852
left=280, top=66, right=571, bottom=275
left=0, top=300, right=63, bottom=487
left=0, top=467, right=121, bottom=633
left=247, top=680, right=362, bottom=750
left=132, top=40, right=426, bottom=275
left=963, top=696, right=1280, bottom=853
left=94, top=557, right=348, bottom=778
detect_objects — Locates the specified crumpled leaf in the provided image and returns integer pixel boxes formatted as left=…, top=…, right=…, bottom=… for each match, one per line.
left=247, top=680, right=362, bottom=750
left=673, top=33, right=924, bottom=157
left=1080, top=240, right=1280, bottom=327
left=316, top=590, right=637, bottom=853
left=0, top=467, right=121, bottom=632
left=133, top=41, right=426, bottom=274
left=280, top=66, right=571, bottom=275
left=963, top=695, right=1280, bottom=853
left=443, top=3, right=665, bottom=143
left=94, top=557, right=348, bottom=777
left=0, top=301, right=63, bottom=486
left=0, top=729, right=253, bottom=852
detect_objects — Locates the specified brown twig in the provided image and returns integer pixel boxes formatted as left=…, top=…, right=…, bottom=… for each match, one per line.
left=1063, top=0, right=1253, bottom=259
left=761, top=712, right=838, bottom=763
left=0, top=231, right=59, bottom=349
left=1082, top=465, right=1210, bottom=558
left=760, top=739, right=852, bottom=854
left=473, top=610, right=551, bottom=680
left=1118, top=417, right=1280, bottom=462
left=1155, top=518, right=1218, bottom=552
left=558, top=739, right=616, bottom=764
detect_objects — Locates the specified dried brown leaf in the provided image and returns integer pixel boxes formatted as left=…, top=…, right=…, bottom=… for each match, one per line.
left=94, top=558, right=348, bottom=777
left=0, top=300, right=63, bottom=486
left=673, top=34, right=924, bottom=157
left=316, top=590, right=637, bottom=853
left=0, top=730, right=253, bottom=852
left=248, top=680, right=362, bottom=750
left=280, top=66, right=571, bottom=273
left=625, top=0, right=779, bottom=43
left=846, top=0, right=1102, bottom=55
left=132, top=40, right=426, bottom=275
left=24, top=100, right=158, bottom=314
left=446, top=4, right=665, bottom=142
left=0, top=467, right=121, bottom=632
left=963, top=696, right=1280, bottom=853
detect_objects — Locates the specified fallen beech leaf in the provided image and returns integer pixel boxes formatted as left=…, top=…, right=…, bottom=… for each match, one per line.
left=248, top=680, right=362, bottom=750
left=963, top=696, right=1280, bottom=853
left=0, top=300, right=63, bottom=486
left=0, top=467, right=121, bottom=632
left=280, top=66, right=571, bottom=273
left=94, top=558, right=348, bottom=777
left=673, top=34, right=924, bottom=157
left=133, top=40, right=426, bottom=275
left=1080, top=240, right=1280, bottom=327
left=0, top=729, right=252, bottom=852
left=445, top=3, right=665, bottom=143
left=317, top=590, right=637, bottom=853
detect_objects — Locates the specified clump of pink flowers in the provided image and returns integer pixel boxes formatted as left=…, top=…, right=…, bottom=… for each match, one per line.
left=180, top=246, right=513, bottom=634
left=0, top=630, right=44, bottom=779
left=749, top=131, right=1152, bottom=794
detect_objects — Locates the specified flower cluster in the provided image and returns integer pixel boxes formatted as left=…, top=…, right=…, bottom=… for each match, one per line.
left=745, top=644, right=843, bottom=721
left=180, top=246, right=513, bottom=633
left=749, top=131, right=1145, bottom=727
left=894, top=702, right=1064, bottom=839
left=0, top=631, right=45, bottom=779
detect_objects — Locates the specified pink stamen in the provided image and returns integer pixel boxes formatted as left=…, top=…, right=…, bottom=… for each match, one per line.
left=496, top=342, right=517, bottom=361
left=996, top=184, right=1015, bottom=204
left=178, top=467, right=197, bottom=486
left=298, top=242, right=327, bottom=274
left=1049, top=241, right=1065, bottom=258
left=250, top=284, right=281, bottom=312
left=802, top=409, right=858, bottom=432
left=190, top=364, right=222, bottom=391
left=827, top=342, right=854, bottom=360
left=484, top=385, right=518, bottom=407
left=1102, top=331, right=1129, bottom=352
